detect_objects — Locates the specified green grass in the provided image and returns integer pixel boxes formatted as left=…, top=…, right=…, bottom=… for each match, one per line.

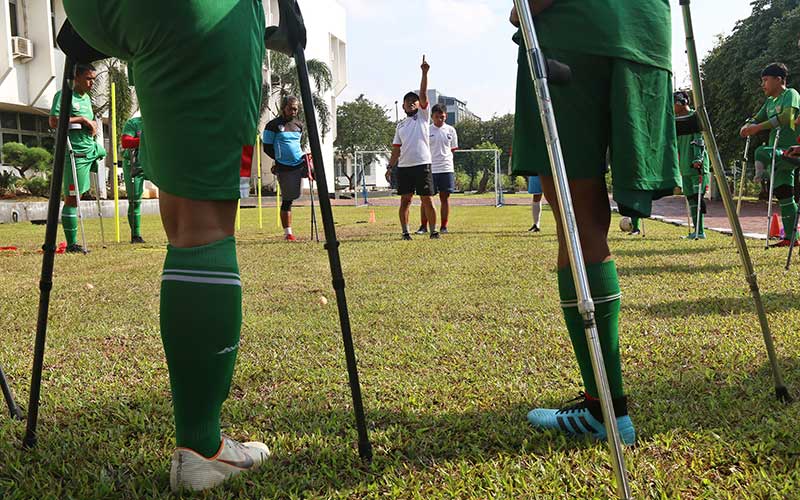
left=1, top=201, right=800, bottom=499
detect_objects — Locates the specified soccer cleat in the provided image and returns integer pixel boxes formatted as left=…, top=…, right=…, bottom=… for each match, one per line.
left=131, top=236, right=146, bottom=244
left=682, top=232, right=705, bottom=240
left=771, top=238, right=799, bottom=248
left=430, top=231, right=441, bottom=239
left=440, top=227, right=449, bottom=234
left=402, top=232, right=413, bottom=241
left=170, top=435, right=270, bottom=492
left=628, top=229, right=641, bottom=236
left=528, top=225, right=541, bottom=233
left=415, top=225, right=428, bottom=235
left=66, top=244, right=88, bottom=254
left=527, top=392, right=636, bottom=446
left=285, top=234, right=298, bottom=242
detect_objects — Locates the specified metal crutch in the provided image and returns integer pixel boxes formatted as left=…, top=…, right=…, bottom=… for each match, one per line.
left=514, top=1, right=632, bottom=498
left=737, top=136, right=751, bottom=216
left=66, top=134, right=89, bottom=254
left=681, top=0, right=791, bottom=402
left=765, top=129, right=781, bottom=249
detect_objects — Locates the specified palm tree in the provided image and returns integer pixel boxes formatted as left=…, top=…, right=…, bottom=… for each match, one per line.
left=263, top=51, right=333, bottom=139
left=89, top=58, right=136, bottom=137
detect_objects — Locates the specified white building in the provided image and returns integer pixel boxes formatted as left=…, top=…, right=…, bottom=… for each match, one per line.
left=0, top=1, right=348, bottom=197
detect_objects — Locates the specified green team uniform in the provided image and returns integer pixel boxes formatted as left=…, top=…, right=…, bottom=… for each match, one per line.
left=62, top=0, right=267, bottom=466
left=122, top=117, right=145, bottom=239
left=678, top=112, right=710, bottom=196
left=50, top=90, right=106, bottom=196
left=511, top=0, right=679, bottom=218
left=64, top=0, right=265, bottom=200
left=753, top=88, right=800, bottom=188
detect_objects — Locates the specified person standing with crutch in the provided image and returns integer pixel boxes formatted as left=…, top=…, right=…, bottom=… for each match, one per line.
left=510, top=0, right=679, bottom=447
left=674, top=90, right=710, bottom=240
left=121, top=116, right=147, bottom=243
left=740, top=63, right=800, bottom=248
left=49, top=63, right=104, bottom=254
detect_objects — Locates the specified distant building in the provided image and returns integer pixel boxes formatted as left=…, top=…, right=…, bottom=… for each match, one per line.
left=424, top=89, right=480, bottom=125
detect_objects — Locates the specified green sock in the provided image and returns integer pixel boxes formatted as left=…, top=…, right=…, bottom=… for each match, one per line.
left=61, top=205, right=78, bottom=245
left=128, top=200, right=142, bottom=238
left=160, top=236, right=242, bottom=457
left=630, top=218, right=640, bottom=231
left=779, top=197, right=797, bottom=240
left=687, top=198, right=703, bottom=234
left=558, top=261, right=624, bottom=398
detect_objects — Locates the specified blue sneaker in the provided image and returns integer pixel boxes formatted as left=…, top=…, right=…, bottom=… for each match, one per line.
left=527, top=393, right=636, bottom=445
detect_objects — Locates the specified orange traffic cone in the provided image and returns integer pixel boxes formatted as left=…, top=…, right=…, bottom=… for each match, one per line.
left=369, top=210, right=376, bottom=224
left=769, top=212, right=782, bottom=239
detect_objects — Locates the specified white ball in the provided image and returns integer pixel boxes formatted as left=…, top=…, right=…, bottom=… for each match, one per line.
left=319, top=296, right=328, bottom=306
left=619, top=217, right=632, bottom=232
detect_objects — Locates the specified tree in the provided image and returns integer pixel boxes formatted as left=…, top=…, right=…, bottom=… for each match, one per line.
left=454, top=118, right=485, bottom=191
left=2, top=143, right=53, bottom=179
left=89, top=58, right=136, bottom=139
left=702, top=0, right=800, bottom=171
left=473, top=141, right=502, bottom=194
left=264, top=51, right=333, bottom=140
left=334, top=95, right=395, bottom=189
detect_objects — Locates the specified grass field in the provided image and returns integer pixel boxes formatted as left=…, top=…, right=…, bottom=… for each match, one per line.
left=1, top=201, right=800, bottom=499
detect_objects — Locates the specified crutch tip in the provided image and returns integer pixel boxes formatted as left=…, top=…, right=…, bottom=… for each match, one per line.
left=358, top=441, right=373, bottom=463
left=775, top=386, right=793, bottom=403
left=22, top=434, right=36, bottom=449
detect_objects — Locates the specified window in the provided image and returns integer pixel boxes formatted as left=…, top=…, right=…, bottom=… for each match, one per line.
left=19, top=113, right=36, bottom=132
left=0, top=111, right=57, bottom=154
left=21, top=135, right=38, bottom=147
left=1, top=112, right=17, bottom=129
left=9, top=0, right=18, bottom=37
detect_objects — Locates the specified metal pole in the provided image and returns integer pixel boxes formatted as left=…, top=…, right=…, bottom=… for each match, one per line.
left=680, top=0, right=791, bottom=402
left=294, top=44, right=373, bottom=461
left=514, top=2, right=631, bottom=498
left=0, top=363, right=23, bottom=420
left=25, top=57, right=77, bottom=448
left=67, top=136, right=89, bottom=254
left=93, top=170, right=106, bottom=247
left=737, top=137, right=750, bottom=216
left=111, top=82, right=120, bottom=243
left=765, top=130, right=781, bottom=248
left=257, top=136, right=263, bottom=229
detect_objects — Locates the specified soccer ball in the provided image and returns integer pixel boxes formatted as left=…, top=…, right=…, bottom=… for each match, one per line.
left=619, top=217, right=633, bottom=232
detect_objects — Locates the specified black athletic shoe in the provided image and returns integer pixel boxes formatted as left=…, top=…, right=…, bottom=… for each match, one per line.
left=528, top=224, right=541, bottom=233
left=629, top=230, right=641, bottom=236
left=430, top=231, right=441, bottom=239
left=440, top=227, right=449, bottom=234
left=131, top=236, right=146, bottom=244
left=414, top=225, right=428, bottom=235
left=66, top=244, right=88, bottom=254
left=402, top=232, right=413, bottom=241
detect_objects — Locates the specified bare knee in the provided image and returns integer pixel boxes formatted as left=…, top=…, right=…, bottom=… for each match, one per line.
left=159, top=190, right=238, bottom=248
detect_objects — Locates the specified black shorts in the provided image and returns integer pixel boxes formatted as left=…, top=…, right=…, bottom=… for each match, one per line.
left=397, top=164, right=434, bottom=196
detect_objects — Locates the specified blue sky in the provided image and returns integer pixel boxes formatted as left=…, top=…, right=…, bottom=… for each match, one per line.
left=339, top=0, right=755, bottom=119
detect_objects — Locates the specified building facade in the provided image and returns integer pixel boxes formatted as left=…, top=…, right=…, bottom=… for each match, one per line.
left=425, top=89, right=480, bottom=126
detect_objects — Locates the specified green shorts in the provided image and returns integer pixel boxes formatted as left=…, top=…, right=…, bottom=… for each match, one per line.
left=755, top=146, right=796, bottom=188
left=63, top=0, right=265, bottom=201
left=123, top=160, right=145, bottom=202
left=512, top=47, right=679, bottom=217
left=62, top=139, right=106, bottom=196
left=681, top=173, right=708, bottom=197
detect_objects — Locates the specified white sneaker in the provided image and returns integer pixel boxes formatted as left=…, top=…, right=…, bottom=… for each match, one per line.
left=170, top=435, right=270, bottom=492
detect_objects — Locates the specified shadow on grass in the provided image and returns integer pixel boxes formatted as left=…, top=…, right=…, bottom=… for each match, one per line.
left=613, top=245, right=712, bottom=258
left=626, top=291, right=800, bottom=317
left=618, top=262, right=735, bottom=277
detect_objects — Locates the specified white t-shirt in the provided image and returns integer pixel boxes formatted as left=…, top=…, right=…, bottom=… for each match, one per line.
left=430, top=123, right=458, bottom=174
left=393, top=103, right=431, bottom=167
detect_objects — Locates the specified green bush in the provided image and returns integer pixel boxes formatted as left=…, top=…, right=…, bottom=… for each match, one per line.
left=24, top=176, right=50, bottom=198
left=0, top=171, right=19, bottom=195
left=454, top=171, right=471, bottom=192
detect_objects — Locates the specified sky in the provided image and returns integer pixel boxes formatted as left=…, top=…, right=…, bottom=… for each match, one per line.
left=338, top=0, right=755, bottom=120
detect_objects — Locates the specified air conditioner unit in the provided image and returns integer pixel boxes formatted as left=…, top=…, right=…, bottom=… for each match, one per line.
left=11, top=36, right=33, bottom=61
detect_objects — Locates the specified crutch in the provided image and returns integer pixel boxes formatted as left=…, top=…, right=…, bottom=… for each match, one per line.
left=266, top=0, right=372, bottom=461
left=737, top=136, right=750, bottom=216
left=25, top=21, right=110, bottom=448
left=514, top=1, right=631, bottom=498
left=66, top=134, right=89, bottom=254
left=681, top=0, right=791, bottom=402
left=0, top=362, right=23, bottom=420
left=765, top=129, right=781, bottom=249
left=91, top=160, right=106, bottom=248
left=690, top=139, right=706, bottom=239
left=306, top=153, right=320, bottom=242
left=784, top=155, right=800, bottom=270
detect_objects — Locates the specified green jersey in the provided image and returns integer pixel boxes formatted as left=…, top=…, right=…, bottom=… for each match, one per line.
left=752, top=88, right=800, bottom=149
left=677, top=111, right=709, bottom=177
left=532, top=0, right=671, bottom=71
left=50, top=90, right=96, bottom=155
left=122, top=116, right=144, bottom=167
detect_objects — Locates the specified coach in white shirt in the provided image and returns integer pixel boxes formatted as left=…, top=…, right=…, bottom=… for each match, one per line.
left=387, top=56, right=439, bottom=240
left=416, top=103, right=458, bottom=234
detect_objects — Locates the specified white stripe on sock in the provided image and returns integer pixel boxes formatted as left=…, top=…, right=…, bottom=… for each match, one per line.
left=162, top=269, right=240, bottom=279
left=560, top=293, right=622, bottom=308
left=161, top=275, right=242, bottom=287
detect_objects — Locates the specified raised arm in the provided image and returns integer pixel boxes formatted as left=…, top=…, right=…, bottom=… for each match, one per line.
left=419, top=56, right=429, bottom=109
